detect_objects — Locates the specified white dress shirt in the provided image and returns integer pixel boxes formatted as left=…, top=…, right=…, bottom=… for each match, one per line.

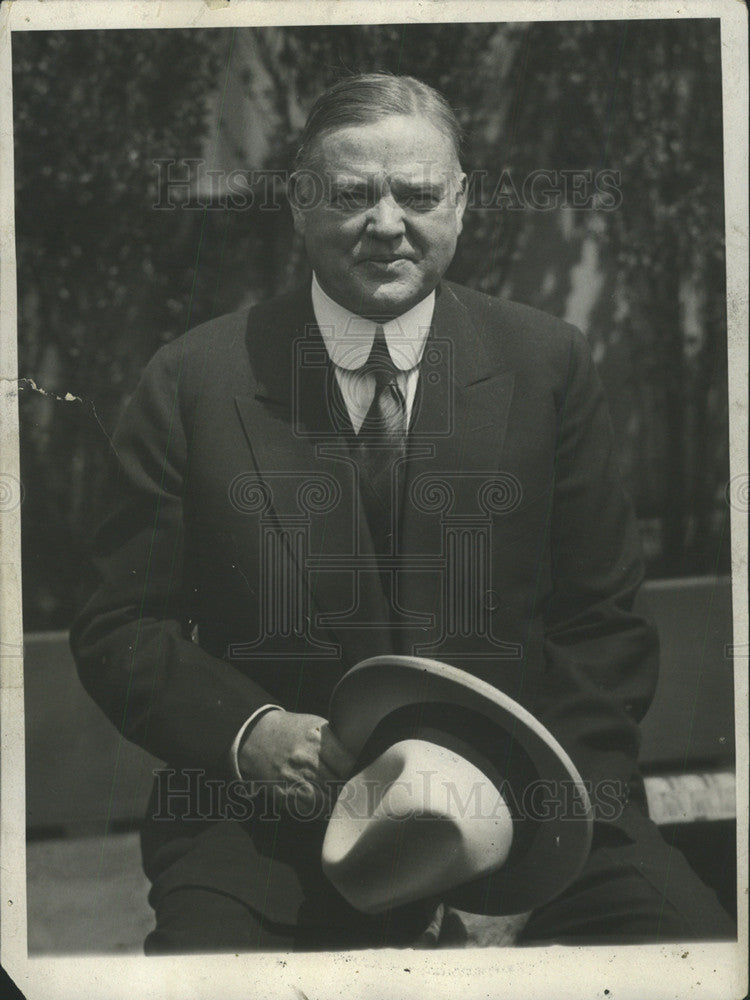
left=229, top=275, right=436, bottom=780
left=311, top=272, right=435, bottom=432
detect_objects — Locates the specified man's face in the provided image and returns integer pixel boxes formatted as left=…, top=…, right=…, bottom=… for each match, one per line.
left=291, top=114, right=467, bottom=319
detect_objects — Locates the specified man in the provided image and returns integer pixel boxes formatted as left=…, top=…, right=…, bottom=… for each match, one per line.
left=70, top=73, right=733, bottom=951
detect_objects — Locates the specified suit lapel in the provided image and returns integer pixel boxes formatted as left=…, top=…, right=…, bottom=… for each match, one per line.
left=232, top=281, right=516, bottom=665
left=396, top=283, right=516, bottom=655
left=234, top=288, right=393, bottom=667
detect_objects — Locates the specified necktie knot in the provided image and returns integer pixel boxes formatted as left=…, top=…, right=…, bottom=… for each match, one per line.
left=366, top=325, right=399, bottom=390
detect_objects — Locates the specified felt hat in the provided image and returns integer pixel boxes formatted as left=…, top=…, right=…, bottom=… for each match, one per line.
left=322, top=655, right=593, bottom=916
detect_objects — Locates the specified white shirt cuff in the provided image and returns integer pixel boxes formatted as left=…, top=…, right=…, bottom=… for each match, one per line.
left=229, top=704, right=284, bottom=781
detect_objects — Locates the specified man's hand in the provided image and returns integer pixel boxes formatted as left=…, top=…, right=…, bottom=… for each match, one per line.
left=237, top=711, right=355, bottom=813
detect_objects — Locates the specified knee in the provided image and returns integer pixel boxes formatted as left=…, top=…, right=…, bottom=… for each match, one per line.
left=144, top=887, right=293, bottom=954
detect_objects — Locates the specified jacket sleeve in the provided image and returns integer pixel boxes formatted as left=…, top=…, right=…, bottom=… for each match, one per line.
left=69, top=340, right=276, bottom=770
left=536, top=328, right=659, bottom=811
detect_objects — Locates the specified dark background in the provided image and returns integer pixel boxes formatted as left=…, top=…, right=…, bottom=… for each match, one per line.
left=13, top=20, right=729, bottom=631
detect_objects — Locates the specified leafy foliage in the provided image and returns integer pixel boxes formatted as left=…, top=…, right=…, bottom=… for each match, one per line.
left=14, top=22, right=729, bottom=628
left=15, top=29, right=225, bottom=625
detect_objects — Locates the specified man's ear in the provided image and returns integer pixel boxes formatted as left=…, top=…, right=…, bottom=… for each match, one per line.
left=454, top=172, right=468, bottom=233
left=288, top=172, right=306, bottom=236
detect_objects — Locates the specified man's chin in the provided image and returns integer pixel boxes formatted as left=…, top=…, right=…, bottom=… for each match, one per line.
left=352, top=275, right=433, bottom=320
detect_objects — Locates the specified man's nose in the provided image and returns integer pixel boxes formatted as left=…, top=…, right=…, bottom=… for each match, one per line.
left=365, top=194, right=406, bottom=239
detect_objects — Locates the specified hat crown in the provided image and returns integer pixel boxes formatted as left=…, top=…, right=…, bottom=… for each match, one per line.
left=322, top=738, right=514, bottom=914
left=324, top=655, right=593, bottom=916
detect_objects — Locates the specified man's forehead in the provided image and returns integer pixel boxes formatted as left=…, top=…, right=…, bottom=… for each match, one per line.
left=328, top=164, right=457, bottom=185
left=314, top=115, right=459, bottom=173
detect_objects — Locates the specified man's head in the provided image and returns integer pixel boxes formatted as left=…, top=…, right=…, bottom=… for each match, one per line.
left=289, top=74, right=467, bottom=320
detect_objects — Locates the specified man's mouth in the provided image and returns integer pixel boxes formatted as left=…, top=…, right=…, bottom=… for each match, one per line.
left=362, top=255, right=413, bottom=265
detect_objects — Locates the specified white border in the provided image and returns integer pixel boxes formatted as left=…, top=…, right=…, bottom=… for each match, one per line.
left=0, top=0, right=746, bottom=29
left=1, top=2, right=747, bottom=999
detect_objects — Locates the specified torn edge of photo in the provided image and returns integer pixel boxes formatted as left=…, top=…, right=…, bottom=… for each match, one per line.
left=0, top=2, right=747, bottom=999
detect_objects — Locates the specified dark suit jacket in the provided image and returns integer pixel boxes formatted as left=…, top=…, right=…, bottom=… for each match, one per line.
left=70, top=280, right=658, bottom=926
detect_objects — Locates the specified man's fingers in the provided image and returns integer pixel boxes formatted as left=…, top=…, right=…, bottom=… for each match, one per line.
left=283, top=761, right=346, bottom=816
left=318, top=722, right=356, bottom=778
left=284, top=776, right=337, bottom=817
left=315, top=759, right=348, bottom=796
left=260, top=714, right=354, bottom=812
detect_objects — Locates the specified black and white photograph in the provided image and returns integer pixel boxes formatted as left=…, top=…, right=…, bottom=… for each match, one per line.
left=0, top=2, right=747, bottom=998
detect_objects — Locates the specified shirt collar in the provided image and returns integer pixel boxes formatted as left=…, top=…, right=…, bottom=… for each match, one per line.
left=311, top=272, right=435, bottom=372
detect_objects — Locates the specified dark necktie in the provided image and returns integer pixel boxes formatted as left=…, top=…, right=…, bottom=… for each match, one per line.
left=360, top=325, right=407, bottom=440
left=356, top=325, right=408, bottom=550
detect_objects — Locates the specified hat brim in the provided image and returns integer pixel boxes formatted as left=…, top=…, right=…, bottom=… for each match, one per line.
left=328, top=655, right=593, bottom=916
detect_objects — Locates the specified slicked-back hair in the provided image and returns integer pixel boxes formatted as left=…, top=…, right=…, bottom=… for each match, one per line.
left=294, top=72, right=464, bottom=171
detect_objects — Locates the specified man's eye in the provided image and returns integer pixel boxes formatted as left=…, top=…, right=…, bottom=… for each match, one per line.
left=332, top=190, right=370, bottom=209
left=402, top=193, right=440, bottom=210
